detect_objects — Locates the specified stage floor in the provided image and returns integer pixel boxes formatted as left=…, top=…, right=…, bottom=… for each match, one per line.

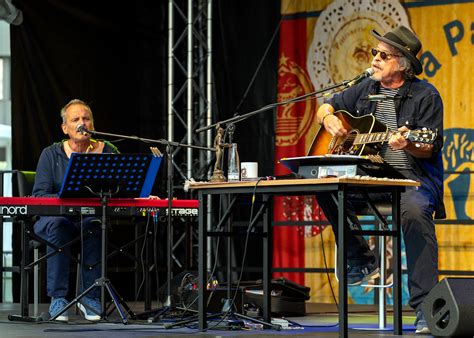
left=0, top=302, right=430, bottom=337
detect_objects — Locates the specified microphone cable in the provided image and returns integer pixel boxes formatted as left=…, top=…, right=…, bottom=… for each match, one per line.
left=132, top=212, right=152, bottom=307
left=207, top=178, right=264, bottom=330
left=316, top=205, right=339, bottom=311
left=221, top=0, right=294, bottom=116
left=79, top=213, right=85, bottom=306
left=233, top=20, right=282, bottom=115
left=176, top=194, right=226, bottom=323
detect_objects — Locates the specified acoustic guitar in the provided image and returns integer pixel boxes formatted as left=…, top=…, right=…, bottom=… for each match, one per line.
left=307, top=110, right=437, bottom=156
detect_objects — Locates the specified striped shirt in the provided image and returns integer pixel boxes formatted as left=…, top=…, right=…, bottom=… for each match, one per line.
left=374, top=87, right=410, bottom=169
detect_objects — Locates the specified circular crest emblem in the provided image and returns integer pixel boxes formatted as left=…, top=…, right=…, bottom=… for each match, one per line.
left=307, top=0, right=410, bottom=104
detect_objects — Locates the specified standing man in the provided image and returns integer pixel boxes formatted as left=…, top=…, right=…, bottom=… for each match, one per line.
left=33, top=99, right=119, bottom=321
left=316, top=26, right=444, bottom=334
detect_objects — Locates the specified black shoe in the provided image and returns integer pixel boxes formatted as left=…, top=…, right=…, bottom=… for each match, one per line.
left=415, top=310, right=430, bottom=334
left=347, top=262, right=380, bottom=286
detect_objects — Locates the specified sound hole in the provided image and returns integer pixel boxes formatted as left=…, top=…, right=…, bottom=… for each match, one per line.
left=334, top=130, right=359, bottom=155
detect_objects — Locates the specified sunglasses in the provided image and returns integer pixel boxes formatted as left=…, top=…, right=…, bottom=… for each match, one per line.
left=371, top=48, right=401, bottom=60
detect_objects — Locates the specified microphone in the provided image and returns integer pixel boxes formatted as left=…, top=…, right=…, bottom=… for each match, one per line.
left=345, top=68, right=374, bottom=87
left=363, top=94, right=390, bottom=101
left=362, top=94, right=404, bottom=101
left=76, top=124, right=89, bottom=135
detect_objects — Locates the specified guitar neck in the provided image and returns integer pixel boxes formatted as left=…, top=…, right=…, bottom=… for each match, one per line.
left=306, top=109, right=436, bottom=157
left=354, top=130, right=397, bottom=145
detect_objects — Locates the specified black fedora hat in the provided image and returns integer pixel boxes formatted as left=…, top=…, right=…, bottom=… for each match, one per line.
left=371, top=26, right=423, bottom=75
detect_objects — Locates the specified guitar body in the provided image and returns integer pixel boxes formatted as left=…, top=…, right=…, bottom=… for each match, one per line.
left=307, top=110, right=388, bottom=156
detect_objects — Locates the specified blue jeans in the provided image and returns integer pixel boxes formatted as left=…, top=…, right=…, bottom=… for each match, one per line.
left=34, top=216, right=101, bottom=299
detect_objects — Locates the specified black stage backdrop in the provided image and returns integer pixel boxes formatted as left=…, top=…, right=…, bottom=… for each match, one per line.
left=10, top=0, right=280, bottom=300
left=10, top=0, right=278, bottom=178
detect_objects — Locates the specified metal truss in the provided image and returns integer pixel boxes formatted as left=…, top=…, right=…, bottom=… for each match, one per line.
left=168, top=0, right=213, bottom=187
left=168, top=0, right=213, bottom=269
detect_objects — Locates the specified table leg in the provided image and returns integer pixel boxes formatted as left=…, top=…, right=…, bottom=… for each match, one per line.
left=392, top=188, right=402, bottom=334
left=337, top=186, right=348, bottom=338
left=198, top=192, right=207, bottom=330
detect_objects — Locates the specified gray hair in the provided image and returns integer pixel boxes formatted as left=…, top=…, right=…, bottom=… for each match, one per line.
left=398, top=55, right=416, bottom=79
left=60, top=99, right=94, bottom=123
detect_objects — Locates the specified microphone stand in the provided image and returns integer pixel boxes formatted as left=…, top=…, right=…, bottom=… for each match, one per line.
left=185, top=75, right=359, bottom=329
left=195, top=77, right=353, bottom=134
left=79, top=128, right=214, bottom=320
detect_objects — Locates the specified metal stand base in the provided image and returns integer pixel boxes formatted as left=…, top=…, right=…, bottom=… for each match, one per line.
left=48, top=192, right=136, bottom=324
left=162, top=298, right=281, bottom=330
left=7, top=314, right=39, bottom=322
left=49, top=277, right=135, bottom=324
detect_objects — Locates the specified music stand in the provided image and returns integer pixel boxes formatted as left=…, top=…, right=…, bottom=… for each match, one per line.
left=58, top=153, right=161, bottom=198
left=50, top=153, right=162, bottom=324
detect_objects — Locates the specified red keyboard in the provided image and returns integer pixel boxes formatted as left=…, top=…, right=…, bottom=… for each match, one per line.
left=0, top=197, right=198, bottom=217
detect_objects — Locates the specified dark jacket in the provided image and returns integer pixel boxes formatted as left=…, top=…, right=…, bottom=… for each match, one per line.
left=328, top=77, right=445, bottom=218
left=33, top=140, right=119, bottom=197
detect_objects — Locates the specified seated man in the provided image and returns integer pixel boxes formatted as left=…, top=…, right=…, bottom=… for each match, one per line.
left=315, top=26, right=444, bottom=335
left=33, top=99, right=119, bottom=321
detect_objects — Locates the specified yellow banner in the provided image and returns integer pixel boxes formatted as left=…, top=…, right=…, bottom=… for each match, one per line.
left=278, top=0, right=474, bottom=304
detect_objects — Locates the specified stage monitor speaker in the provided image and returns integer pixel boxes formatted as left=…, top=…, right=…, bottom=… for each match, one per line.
left=421, top=277, right=474, bottom=337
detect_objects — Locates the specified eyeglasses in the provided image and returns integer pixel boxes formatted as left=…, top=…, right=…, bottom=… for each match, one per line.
left=371, top=48, right=401, bottom=61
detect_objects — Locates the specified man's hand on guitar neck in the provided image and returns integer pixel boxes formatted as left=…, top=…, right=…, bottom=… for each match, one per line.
left=318, top=103, right=347, bottom=137
left=390, top=126, right=434, bottom=158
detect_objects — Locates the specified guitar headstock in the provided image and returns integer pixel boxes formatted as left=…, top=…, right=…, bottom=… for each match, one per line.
left=405, top=128, right=438, bottom=144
